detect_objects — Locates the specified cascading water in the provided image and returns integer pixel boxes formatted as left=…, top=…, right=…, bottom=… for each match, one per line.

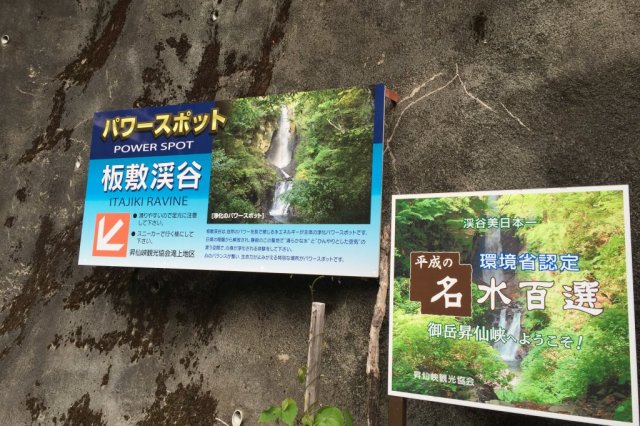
left=498, top=308, right=507, bottom=330
left=269, top=180, right=293, bottom=218
left=501, top=311, right=521, bottom=361
left=496, top=308, right=521, bottom=362
left=268, top=106, right=294, bottom=222
left=268, top=106, right=293, bottom=168
left=483, top=195, right=523, bottom=366
left=483, top=196, right=504, bottom=285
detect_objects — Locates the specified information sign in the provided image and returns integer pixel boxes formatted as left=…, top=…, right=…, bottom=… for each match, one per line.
left=389, top=186, right=638, bottom=425
left=79, top=85, right=385, bottom=277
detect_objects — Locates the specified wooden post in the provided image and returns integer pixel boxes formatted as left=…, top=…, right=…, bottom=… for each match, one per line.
left=366, top=224, right=391, bottom=425
left=388, top=396, right=407, bottom=426
left=304, top=302, right=325, bottom=413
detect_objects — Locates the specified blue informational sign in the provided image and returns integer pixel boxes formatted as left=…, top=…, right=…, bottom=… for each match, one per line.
left=79, top=85, right=385, bottom=277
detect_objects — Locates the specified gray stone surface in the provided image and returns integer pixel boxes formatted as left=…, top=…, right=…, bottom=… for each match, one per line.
left=0, top=0, right=638, bottom=424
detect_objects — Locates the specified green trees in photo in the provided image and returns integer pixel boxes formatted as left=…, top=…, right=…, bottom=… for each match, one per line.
left=393, top=197, right=487, bottom=276
left=208, top=96, right=284, bottom=223
left=285, top=87, right=374, bottom=223
left=208, top=87, right=375, bottom=224
left=391, top=191, right=632, bottom=421
left=391, top=196, right=506, bottom=399
left=392, top=311, right=510, bottom=396
left=496, top=191, right=631, bottom=419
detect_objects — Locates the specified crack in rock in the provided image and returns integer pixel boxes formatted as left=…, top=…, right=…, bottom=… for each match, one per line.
left=500, top=101, right=531, bottom=131
left=385, top=64, right=533, bottom=191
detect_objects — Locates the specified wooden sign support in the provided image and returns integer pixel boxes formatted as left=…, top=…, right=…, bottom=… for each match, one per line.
left=388, top=396, right=407, bottom=426
left=304, top=302, right=326, bottom=413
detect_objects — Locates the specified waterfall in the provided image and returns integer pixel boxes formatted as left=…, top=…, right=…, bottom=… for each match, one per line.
left=483, top=194, right=522, bottom=365
left=498, top=311, right=521, bottom=361
left=267, top=106, right=294, bottom=222
left=269, top=180, right=293, bottom=219
left=496, top=307, right=521, bottom=362
left=482, top=196, right=504, bottom=285
left=498, top=308, right=507, bottom=330
left=268, top=106, right=293, bottom=169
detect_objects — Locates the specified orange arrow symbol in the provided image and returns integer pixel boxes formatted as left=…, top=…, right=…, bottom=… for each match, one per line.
left=92, top=213, right=130, bottom=257
left=96, top=216, right=124, bottom=251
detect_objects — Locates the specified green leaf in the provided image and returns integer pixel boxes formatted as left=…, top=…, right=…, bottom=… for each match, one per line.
left=313, top=407, right=344, bottom=426
left=280, top=398, right=298, bottom=426
left=297, top=366, right=307, bottom=384
left=341, top=410, right=354, bottom=426
left=301, top=413, right=314, bottom=426
left=258, top=406, right=282, bottom=423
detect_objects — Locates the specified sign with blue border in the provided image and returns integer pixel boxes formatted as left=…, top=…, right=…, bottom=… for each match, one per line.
left=79, top=85, right=385, bottom=277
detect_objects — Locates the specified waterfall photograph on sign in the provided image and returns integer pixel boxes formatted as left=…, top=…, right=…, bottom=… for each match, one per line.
left=389, top=187, right=638, bottom=425
left=206, top=87, right=375, bottom=224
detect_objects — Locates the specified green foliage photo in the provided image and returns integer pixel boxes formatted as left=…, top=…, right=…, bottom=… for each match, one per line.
left=207, top=87, right=374, bottom=224
left=391, top=190, right=634, bottom=422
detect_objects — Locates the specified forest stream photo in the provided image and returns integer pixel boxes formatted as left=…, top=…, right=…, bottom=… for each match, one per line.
left=206, top=87, right=375, bottom=225
left=390, top=189, right=635, bottom=423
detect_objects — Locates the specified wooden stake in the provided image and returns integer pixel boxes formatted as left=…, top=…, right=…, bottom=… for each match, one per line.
left=388, top=396, right=407, bottom=426
left=366, top=224, right=391, bottom=426
left=304, top=302, right=326, bottom=413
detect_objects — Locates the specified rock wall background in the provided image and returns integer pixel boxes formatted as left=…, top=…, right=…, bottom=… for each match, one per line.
left=0, top=0, right=638, bottom=424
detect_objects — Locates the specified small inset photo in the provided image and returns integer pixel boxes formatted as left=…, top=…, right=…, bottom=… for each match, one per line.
left=207, top=87, right=375, bottom=224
